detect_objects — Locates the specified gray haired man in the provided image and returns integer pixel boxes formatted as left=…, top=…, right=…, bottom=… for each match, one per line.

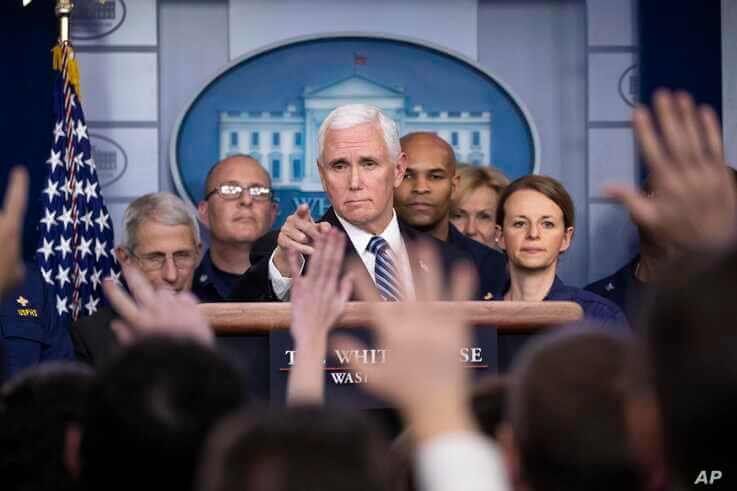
left=71, top=192, right=202, bottom=367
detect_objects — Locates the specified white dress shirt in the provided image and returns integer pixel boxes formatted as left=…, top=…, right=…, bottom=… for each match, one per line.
left=268, top=210, right=415, bottom=300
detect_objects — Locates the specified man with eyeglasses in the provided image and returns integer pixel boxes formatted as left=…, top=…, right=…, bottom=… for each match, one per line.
left=71, top=192, right=203, bottom=367
left=193, top=155, right=277, bottom=302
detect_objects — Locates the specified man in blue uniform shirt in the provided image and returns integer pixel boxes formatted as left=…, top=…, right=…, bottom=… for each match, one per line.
left=1, top=263, right=74, bottom=380
left=193, top=155, right=277, bottom=303
left=394, top=132, right=507, bottom=298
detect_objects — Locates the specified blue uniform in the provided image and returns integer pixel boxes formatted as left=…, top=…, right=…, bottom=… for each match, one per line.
left=585, top=256, right=647, bottom=327
left=545, top=275, right=629, bottom=330
left=0, top=264, right=74, bottom=381
left=192, top=249, right=243, bottom=303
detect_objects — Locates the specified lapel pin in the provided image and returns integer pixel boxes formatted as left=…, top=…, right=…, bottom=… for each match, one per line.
left=16, top=296, right=30, bottom=307
left=483, top=292, right=494, bottom=300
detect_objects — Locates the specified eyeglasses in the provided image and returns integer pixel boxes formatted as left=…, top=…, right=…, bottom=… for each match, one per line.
left=205, top=181, right=272, bottom=201
left=130, top=250, right=198, bottom=272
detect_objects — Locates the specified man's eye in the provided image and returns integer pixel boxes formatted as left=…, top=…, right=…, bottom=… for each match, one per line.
left=332, top=162, right=347, bottom=170
left=221, top=185, right=241, bottom=195
left=362, top=160, right=377, bottom=168
left=430, top=174, right=445, bottom=180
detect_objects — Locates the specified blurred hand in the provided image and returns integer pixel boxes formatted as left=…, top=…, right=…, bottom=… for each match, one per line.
left=273, top=204, right=332, bottom=276
left=335, top=243, right=479, bottom=441
left=0, top=167, right=28, bottom=298
left=103, top=262, right=213, bottom=346
left=606, top=89, right=737, bottom=255
left=286, top=229, right=352, bottom=404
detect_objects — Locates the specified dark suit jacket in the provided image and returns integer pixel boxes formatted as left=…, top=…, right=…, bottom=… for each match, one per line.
left=70, top=306, right=120, bottom=368
left=446, top=223, right=508, bottom=299
left=230, top=207, right=473, bottom=301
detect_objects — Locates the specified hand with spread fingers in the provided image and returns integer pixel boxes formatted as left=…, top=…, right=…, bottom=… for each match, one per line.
left=335, top=242, right=479, bottom=442
left=605, top=89, right=737, bottom=255
left=103, top=262, right=213, bottom=346
left=0, top=166, right=29, bottom=299
left=286, top=229, right=353, bottom=404
left=272, top=203, right=332, bottom=276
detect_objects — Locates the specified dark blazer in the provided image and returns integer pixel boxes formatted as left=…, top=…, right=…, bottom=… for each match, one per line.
left=70, top=306, right=120, bottom=368
left=446, top=223, right=508, bottom=299
left=230, top=207, right=474, bottom=301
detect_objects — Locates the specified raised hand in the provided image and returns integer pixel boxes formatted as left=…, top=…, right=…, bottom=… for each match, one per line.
left=273, top=204, right=332, bottom=276
left=286, top=229, right=352, bottom=403
left=0, top=167, right=29, bottom=298
left=103, top=262, right=213, bottom=346
left=605, top=89, right=737, bottom=255
left=335, top=243, right=479, bottom=441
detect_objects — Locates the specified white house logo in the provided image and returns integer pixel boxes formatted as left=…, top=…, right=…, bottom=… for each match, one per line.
left=171, top=36, right=538, bottom=226
left=71, top=0, right=127, bottom=40
left=89, top=134, right=127, bottom=188
left=618, top=64, right=639, bottom=107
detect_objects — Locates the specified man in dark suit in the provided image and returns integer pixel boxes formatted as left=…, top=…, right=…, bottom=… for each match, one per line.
left=394, top=131, right=507, bottom=299
left=71, top=192, right=202, bottom=367
left=231, top=104, right=472, bottom=302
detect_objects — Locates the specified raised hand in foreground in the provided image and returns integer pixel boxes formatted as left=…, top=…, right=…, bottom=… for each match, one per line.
left=102, top=262, right=213, bottom=346
left=286, top=229, right=352, bottom=404
left=336, top=242, right=479, bottom=442
left=605, top=89, right=737, bottom=255
left=0, top=166, right=29, bottom=299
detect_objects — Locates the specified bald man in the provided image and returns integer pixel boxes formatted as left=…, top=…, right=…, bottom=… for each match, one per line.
left=194, top=154, right=277, bottom=302
left=395, top=132, right=507, bottom=297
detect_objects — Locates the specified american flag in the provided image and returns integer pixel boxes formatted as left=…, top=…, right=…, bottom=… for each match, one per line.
left=35, top=41, right=120, bottom=321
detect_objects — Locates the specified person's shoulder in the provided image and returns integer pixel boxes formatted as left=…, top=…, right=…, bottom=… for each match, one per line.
left=572, top=287, right=628, bottom=323
left=585, top=257, right=637, bottom=299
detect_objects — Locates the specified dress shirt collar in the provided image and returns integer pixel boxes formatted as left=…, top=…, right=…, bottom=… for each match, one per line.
left=334, top=209, right=403, bottom=255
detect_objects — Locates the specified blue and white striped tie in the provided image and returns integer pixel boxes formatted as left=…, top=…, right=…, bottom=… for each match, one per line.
left=367, top=236, right=403, bottom=302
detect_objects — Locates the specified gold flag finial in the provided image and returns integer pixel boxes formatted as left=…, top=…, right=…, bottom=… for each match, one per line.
left=55, top=0, right=74, bottom=43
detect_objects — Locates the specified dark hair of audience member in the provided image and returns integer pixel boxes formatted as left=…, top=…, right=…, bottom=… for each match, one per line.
left=507, top=329, right=643, bottom=491
left=79, top=337, right=245, bottom=491
left=197, top=405, right=393, bottom=491
left=643, top=249, right=737, bottom=488
left=496, top=174, right=575, bottom=229
left=471, top=374, right=509, bottom=439
left=0, top=362, right=94, bottom=491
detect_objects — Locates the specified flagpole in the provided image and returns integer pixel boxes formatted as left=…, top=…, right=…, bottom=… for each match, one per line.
left=55, top=0, right=73, bottom=43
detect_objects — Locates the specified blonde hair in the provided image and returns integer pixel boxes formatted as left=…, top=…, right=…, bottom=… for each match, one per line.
left=452, top=164, right=510, bottom=209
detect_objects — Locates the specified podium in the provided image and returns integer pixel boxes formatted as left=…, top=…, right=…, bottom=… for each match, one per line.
left=201, top=301, right=582, bottom=404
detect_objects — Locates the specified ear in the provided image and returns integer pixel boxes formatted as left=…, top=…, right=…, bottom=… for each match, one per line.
left=115, top=246, right=131, bottom=265
left=559, top=226, right=574, bottom=254
left=393, top=152, right=407, bottom=188
left=64, top=423, right=82, bottom=480
left=316, top=160, right=328, bottom=192
left=495, top=224, right=506, bottom=251
left=451, top=173, right=460, bottom=194
left=268, top=201, right=278, bottom=228
left=196, top=200, right=211, bottom=229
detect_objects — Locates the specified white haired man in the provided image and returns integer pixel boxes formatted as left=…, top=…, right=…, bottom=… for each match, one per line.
left=71, top=192, right=202, bottom=366
left=231, top=104, right=472, bottom=302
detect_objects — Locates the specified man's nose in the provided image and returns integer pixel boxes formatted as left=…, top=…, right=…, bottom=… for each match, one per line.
left=413, top=175, right=430, bottom=194
left=238, top=189, right=253, bottom=206
left=349, top=165, right=362, bottom=190
left=161, top=256, right=178, bottom=283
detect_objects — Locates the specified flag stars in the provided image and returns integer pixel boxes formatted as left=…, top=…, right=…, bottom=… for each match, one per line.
left=94, top=239, right=108, bottom=261
left=84, top=296, right=100, bottom=316
left=40, top=208, right=57, bottom=232
left=55, top=236, right=72, bottom=260
left=94, top=211, right=110, bottom=232
left=56, top=295, right=69, bottom=316
left=90, top=268, right=103, bottom=291
left=73, top=179, right=85, bottom=198
left=74, top=119, right=88, bottom=141
left=37, top=238, right=55, bottom=261
left=78, top=236, right=93, bottom=259
left=53, top=121, right=64, bottom=144
left=42, top=179, right=60, bottom=202
left=41, top=267, right=54, bottom=285
left=56, top=265, right=71, bottom=289
left=57, top=206, right=75, bottom=230
left=47, top=149, right=64, bottom=173
left=84, top=180, right=98, bottom=202
left=80, top=211, right=94, bottom=231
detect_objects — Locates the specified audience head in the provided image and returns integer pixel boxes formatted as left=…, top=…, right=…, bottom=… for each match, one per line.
left=316, top=104, right=406, bottom=234
left=507, top=329, right=642, bottom=491
left=198, top=155, right=277, bottom=248
left=644, top=249, right=737, bottom=488
left=394, top=132, right=457, bottom=237
left=79, top=337, right=245, bottom=491
left=197, top=405, right=392, bottom=491
left=496, top=175, right=575, bottom=273
left=0, top=362, right=93, bottom=491
left=450, top=164, right=509, bottom=248
left=116, top=192, right=202, bottom=293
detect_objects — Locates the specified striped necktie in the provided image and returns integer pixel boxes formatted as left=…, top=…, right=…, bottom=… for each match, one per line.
left=367, top=236, right=402, bottom=302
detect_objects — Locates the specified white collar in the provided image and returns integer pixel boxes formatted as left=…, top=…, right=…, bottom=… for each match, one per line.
left=334, top=209, right=403, bottom=255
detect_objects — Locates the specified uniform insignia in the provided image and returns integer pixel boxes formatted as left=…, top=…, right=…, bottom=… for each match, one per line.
left=483, top=292, right=494, bottom=300
left=605, top=282, right=615, bottom=292
left=199, top=274, right=208, bottom=283
left=16, top=296, right=30, bottom=307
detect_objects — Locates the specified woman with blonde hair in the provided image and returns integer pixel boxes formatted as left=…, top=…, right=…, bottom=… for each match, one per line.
left=451, top=164, right=510, bottom=249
